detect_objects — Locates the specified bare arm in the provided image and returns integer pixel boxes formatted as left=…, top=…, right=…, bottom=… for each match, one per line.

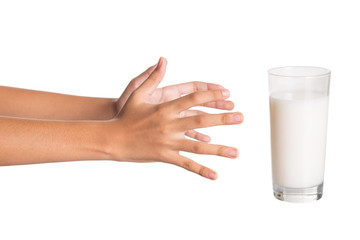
left=0, top=86, right=116, bottom=120
left=0, top=61, right=234, bottom=122
left=0, top=58, right=244, bottom=180
left=0, top=116, right=110, bottom=165
left=0, top=65, right=157, bottom=120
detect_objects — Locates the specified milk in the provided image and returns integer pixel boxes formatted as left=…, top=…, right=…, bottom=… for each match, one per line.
left=270, top=91, right=329, bottom=189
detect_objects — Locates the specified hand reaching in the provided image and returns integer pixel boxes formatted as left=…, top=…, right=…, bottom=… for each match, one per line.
left=106, top=57, right=243, bottom=180
left=115, top=59, right=236, bottom=142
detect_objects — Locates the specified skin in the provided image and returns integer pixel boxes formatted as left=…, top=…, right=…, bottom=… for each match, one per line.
left=0, top=57, right=243, bottom=180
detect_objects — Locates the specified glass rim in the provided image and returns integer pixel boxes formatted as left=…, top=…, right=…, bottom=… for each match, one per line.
left=268, top=66, right=331, bottom=78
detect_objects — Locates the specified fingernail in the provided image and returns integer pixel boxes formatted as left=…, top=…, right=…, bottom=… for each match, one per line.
left=222, top=89, right=230, bottom=97
left=232, top=114, right=243, bottom=123
left=227, top=148, right=238, bottom=158
left=208, top=172, right=218, bottom=180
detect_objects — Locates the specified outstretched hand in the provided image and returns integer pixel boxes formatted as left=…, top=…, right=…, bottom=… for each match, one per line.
left=107, top=57, right=243, bottom=180
left=115, top=60, right=235, bottom=142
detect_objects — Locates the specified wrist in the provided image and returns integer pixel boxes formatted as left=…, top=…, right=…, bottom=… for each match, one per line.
left=95, top=120, right=127, bottom=161
left=82, top=121, right=115, bottom=161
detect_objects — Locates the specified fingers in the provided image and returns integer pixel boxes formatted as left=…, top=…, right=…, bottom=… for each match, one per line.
left=177, top=112, right=244, bottom=130
left=124, top=65, right=157, bottom=94
left=138, top=57, right=167, bottom=94
left=165, top=89, right=230, bottom=112
left=203, top=100, right=234, bottom=110
left=135, top=64, right=158, bottom=83
left=179, top=140, right=239, bottom=159
left=185, top=130, right=211, bottom=142
left=172, top=155, right=218, bottom=180
left=157, top=82, right=234, bottom=110
left=179, top=110, right=211, bottom=142
left=117, top=64, right=157, bottom=110
left=179, top=109, right=206, bottom=118
left=163, top=81, right=225, bottom=96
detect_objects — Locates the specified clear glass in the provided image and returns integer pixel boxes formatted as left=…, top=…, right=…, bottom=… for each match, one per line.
left=268, top=66, right=331, bottom=203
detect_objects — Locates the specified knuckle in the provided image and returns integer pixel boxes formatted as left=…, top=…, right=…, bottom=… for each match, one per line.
left=194, top=115, right=205, bottom=126
left=158, top=123, right=171, bottom=136
left=155, top=104, right=164, bottom=113
left=182, top=160, right=193, bottom=170
left=130, top=78, right=140, bottom=89
left=214, top=89, right=223, bottom=99
left=221, top=114, right=227, bottom=124
left=215, top=101, right=224, bottom=109
left=191, top=81, right=200, bottom=92
left=203, top=101, right=215, bottom=108
left=189, top=92, right=201, bottom=103
left=193, top=143, right=204, bottom=153
left=156, top=104, right=170, bottom=117
left=198, top=166, right=206, bottom=177
left=217, top=146, right=227, bottom=156
left=193, top=131, right=200, bottom=139
left=158, top=125, right=167, bottom=136
left=158, top=150, right=172, bottom=163
left=220, top=113, right=232, bottom=124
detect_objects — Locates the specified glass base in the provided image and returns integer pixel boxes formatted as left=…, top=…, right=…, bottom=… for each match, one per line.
left=273, top=182, right=323, bottom=203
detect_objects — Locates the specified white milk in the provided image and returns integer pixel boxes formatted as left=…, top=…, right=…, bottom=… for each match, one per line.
left=270, top=91, right=329, bottom=189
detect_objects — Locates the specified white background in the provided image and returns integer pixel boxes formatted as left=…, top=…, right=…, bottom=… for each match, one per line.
left=0, top=0, right=359, bottom=239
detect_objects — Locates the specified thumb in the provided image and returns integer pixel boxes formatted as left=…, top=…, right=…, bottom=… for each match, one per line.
left=115, top=64, right=157, bottom=112
left=138, top=57, right=167, bottom=94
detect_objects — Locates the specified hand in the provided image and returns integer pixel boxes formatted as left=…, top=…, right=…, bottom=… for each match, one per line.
left=115, top=60, right=235, bottom=142
left=115, top=64, right=157, bottom=114
left=106, top=57, right=243, bottom=180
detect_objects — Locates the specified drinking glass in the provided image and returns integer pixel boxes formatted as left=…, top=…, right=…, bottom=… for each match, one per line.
left=268, top=66, right=331, bottom=203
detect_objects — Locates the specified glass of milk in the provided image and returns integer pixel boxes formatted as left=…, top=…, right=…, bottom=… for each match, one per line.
left=268, top=66, right=331, bottom=203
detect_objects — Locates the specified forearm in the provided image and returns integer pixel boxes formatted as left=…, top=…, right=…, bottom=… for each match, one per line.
left=0, top=116, right=111, bottom=166
left=0, top=86, right=116, bottom=120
